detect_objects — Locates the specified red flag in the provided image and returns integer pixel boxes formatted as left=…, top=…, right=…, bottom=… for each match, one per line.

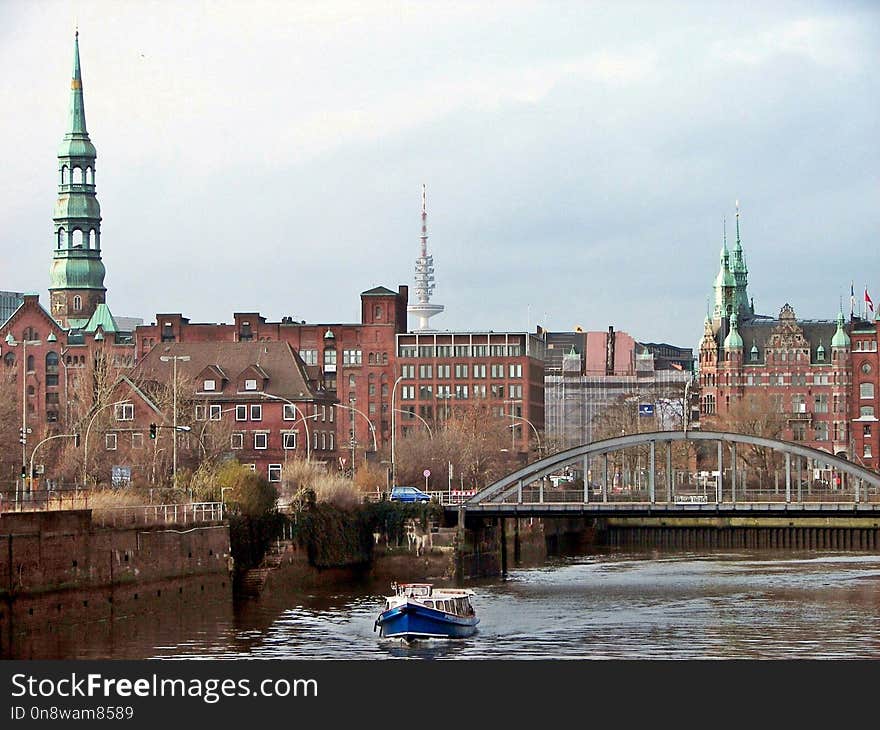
left=866, top=288, right=874, bottom=315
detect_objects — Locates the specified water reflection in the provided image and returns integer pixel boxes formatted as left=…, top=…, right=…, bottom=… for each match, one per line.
left=8, top=550, right=880, bottom=659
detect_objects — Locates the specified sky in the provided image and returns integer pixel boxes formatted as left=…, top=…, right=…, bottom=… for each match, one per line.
left=1, top=1, right=877, bottom=351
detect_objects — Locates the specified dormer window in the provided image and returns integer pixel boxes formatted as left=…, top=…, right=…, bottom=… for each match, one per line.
left=245, top=379, right=257, bottom=391
left=204, top=379, right=216, bottom=391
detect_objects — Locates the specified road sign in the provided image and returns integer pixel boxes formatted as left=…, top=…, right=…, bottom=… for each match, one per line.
left=423, top=469, right=431, bottom=478
left=111, top=465, right=132, bottom=488
left=638, top=403, right=655, bottom=416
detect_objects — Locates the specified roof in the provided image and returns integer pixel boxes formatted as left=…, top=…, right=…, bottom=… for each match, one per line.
left=133, top=341, right=327, bottom=402
left=84, top=303, right=119, bottom=333
left=361, top=286, right=398, bottom=296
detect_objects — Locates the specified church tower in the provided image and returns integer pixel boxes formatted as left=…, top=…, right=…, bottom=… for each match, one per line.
left=49, top=31, right=106, bottom=329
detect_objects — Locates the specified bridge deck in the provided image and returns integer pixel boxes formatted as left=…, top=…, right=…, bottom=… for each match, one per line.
left=448, top=501, right=880, bottom=518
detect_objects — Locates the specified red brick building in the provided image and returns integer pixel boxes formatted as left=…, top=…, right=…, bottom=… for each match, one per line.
left=132, top=285, right=409, bottom=466
left=849, top=315, right=879, bottom=469
left=394, top=331, right=546, bottom=456
left=111, top=341, right=333, bottom=483
left=698, top=211, right=852, bottom=460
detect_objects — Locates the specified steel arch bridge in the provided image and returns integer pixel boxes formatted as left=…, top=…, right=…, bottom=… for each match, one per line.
left=462, top=430, right=880, bottom=517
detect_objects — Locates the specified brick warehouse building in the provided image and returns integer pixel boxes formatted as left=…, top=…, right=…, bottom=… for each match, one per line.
left=394, top=331, right=546, bottom=456
left=698, top=209, right=852, bottom=459
left=132, top=284, right=409, bottom=472
left=112, top=341, right=335, bottom=483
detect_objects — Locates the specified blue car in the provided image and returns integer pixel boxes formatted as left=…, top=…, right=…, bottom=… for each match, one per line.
left=390, top=486, right=432, bottom=503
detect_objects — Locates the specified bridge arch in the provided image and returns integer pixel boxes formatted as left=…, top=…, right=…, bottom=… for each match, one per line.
left=468, top=430, right=880, bottom=506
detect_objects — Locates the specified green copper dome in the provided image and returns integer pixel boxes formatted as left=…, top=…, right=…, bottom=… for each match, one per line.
left=724, top=313, right=743, bottom=349
left=831, top=310, right=850, bottom=348
left=49, top=254, right=106, bottom=290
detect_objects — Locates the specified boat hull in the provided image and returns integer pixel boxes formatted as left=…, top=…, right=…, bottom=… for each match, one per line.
left=376, top=602, right=479, bottom=641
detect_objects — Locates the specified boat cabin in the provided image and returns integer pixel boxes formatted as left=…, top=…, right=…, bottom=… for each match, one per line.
left=388, top=583, right=475, bottom=617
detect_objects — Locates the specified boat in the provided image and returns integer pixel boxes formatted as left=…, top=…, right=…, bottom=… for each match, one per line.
left=374, top=582, right=479, bottom=641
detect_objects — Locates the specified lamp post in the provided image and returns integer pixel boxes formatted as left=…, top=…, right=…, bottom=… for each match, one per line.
left=331, top=401, right=377, bottom=452
left=258, top=392, right=315, bottom=460
left=82, top=399, right=132, bottom=488
left=507, top=414, right=542, bottom=457
left=30, top=433, right=77, bottom=503
left=392, top=408, right=433, bottom=439
left=197, top=405, right=238, bottom=457
left=5, top=333, right=41, bottom=501
left=390, top=375, right=404, bottom=488
left=159, top=354, right=191, bottom=487
left=503, top=398, right=523, bottom=453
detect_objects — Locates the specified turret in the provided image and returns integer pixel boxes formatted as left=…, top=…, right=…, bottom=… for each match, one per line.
left=730, top=201, right=750, bottom=318
left=712, top=222, right=737, bottom=321
left=831, top=309, right=850, bottom=349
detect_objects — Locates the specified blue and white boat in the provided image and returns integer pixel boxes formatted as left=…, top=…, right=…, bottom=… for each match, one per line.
left=374, top=583, right=479, bottom=642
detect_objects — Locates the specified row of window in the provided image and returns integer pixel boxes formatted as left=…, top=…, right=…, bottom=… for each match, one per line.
left=104, top=430, right=335, bottom=453
left=190, top=403, right=336, bottom=423
left=298, top=349, right=390, bottom=368
left=706, top=372, right=846, bottom=387
left=399, top=384, right=524, bottom=400
left=400, top=363, right=523, bottom=379
left=399, top=345, right=522, bottom=358
left=59, top=165, right=95, bottom=186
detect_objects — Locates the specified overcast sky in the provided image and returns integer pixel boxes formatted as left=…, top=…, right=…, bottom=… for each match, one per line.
left=2, top=1, right=877, bottom=350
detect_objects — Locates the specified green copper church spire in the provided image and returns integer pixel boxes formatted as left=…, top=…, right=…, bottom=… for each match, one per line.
left=49, top=30, right=106, bottom=329
left=712, top=220, right=736, bottom=320
left=729, top=200, right=751, bottom=317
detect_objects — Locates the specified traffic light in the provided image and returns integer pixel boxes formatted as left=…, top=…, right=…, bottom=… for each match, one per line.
left=20, top=465, right=26, bottom=479
left=149, top=423, right=157, bottom=439
left=74, top=433, right=81, bottom=448
left=19, top=427, right=26, bottom=445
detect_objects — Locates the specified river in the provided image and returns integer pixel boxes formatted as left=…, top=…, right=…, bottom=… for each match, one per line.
left=9, top=549, right=880, bottom=659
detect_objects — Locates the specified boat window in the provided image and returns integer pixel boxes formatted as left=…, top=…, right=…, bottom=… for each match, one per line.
left=424, top=600, right=433, bottom=608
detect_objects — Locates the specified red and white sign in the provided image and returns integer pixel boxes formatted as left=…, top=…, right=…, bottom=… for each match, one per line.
left=423, top=469, right=431, bottom=478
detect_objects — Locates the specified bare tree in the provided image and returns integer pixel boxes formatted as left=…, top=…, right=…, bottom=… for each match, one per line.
left=704, top=391, right=787, bottom=489
left=395, top=402, right=519, bottom=491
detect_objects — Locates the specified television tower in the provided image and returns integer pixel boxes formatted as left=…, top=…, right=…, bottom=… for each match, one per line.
left=407, top=184, right=444, bottom=331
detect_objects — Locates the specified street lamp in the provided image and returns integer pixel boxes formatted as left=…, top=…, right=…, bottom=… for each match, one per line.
left=507, top=414, right=542, bottom=457
left=258, top=392, right=315, bottom=461
left=30, top=432, right=78, bottom=504
left=392, top=408, right=433, bottom=439
left=82, top=399, right=131, bottom=488
left=331, top=401, right=377, bottom=452
left=159, top=354, right=191, bottom=487
left=390, top=375, right=404, bottom=488
left=5, top=332, right=41, bottom=500
left=197, top=404, right=238, bottom=457
left=503, top=398, right=523, bottom=452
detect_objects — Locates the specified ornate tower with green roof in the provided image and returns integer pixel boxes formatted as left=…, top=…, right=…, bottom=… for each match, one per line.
left=729, top=202, right=752, bottom=318
left=712, top=224, right=737, bottom=322
left=49, top=31, right=106, bottom=329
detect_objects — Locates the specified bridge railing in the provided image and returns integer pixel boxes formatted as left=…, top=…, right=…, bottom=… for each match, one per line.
left=492, top=482, right=878, bottom=505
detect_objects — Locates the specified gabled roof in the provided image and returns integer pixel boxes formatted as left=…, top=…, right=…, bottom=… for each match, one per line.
left=196, top=363, right=228, bottom=382
left=1, top=295, right=66, bottom=339
left=134, top=340, right=327, bottom=402
left=236, top=363, right=270, bottom=382
left=361, top=286, right=398, bottom=296
left=84, top=303, right=119, bottom=334
left=115, top=375, right=164, bottom=418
